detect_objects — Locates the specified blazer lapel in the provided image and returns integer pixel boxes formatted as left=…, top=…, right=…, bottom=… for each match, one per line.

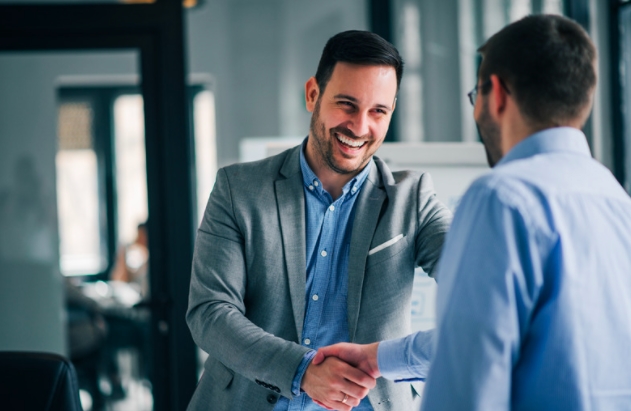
left=275, top=147, right=307, bottom=340
left=347, top=164, right=385, bottom=341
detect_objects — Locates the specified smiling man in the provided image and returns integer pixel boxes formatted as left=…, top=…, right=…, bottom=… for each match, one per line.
left=186, top=30, right=451, bottom=411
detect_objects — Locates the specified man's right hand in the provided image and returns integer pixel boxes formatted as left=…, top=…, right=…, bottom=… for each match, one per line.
left=313, top=342, right=381, bottom=379
left=301, top=356, right=376, bottom=411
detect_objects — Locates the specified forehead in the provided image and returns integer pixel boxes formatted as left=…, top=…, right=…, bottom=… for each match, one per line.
left=323, top=62, right=398, bottom=104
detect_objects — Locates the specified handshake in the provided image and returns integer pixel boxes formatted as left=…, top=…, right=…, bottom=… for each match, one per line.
left=301, top=342, right=381, bottom=411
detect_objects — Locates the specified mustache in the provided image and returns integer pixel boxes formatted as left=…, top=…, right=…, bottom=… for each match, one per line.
left=330, top=126, right=370, bottom=141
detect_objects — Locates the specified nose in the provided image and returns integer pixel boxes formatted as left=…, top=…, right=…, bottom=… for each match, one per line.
left=347, top=111, right=370, bottom=138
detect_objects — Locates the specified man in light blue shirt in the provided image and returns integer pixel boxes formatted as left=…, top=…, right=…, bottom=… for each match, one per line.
left=314, top=14, right=631, bottom=410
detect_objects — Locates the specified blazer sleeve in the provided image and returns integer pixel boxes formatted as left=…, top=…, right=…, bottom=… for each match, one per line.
left=186, top=167, right=310, bottom=398
left=414, top=172, right=452, bottom=278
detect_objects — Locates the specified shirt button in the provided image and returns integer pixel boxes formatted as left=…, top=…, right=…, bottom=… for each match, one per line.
left=314, top=181, right=319, bottom=187
left=312, top=294, right=319, bottom=301
left=304, top=338, right=311, bottom=345
left=352, top=187, right=357, bottom=193
left=308, top=185, right=314, bottom=191
left=320, top=250, right=327, bottom=257
left=329, top=205, right=335, bottom=211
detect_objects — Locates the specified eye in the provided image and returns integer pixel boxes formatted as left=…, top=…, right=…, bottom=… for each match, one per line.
left=337, top=101, right=355, bottom=110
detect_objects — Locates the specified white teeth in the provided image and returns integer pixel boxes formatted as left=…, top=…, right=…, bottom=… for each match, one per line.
left=336, top=133, right=365, bottom=148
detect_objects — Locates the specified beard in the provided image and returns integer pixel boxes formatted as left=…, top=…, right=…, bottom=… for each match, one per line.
left=476, top=99, right=503, bottom=168
left=309, top=98, right=372, bottom=175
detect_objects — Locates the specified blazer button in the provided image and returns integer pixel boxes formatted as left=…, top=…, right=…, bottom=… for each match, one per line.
left=267, top=394, right=278, bottom=404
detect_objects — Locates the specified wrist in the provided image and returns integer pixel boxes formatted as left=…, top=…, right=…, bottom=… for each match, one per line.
left=295, top=350, right=316, bottom=395
left=366, top=342, right=381, bottom=378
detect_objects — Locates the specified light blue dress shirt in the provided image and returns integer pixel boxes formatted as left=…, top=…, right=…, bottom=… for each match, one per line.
left=378, top=127, right=631, bottom=410
left=274, top=142, right=374, bottom=411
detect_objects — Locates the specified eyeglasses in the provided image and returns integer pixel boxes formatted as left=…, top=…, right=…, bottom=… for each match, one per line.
left=467, top=80, right=491, bottom=106
left=467, top=78, right=510, bottom=106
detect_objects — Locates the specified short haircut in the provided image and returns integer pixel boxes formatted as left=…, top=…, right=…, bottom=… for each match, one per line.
left=478, top=14, right=597, bottom=126
left=315, top=30, right=404, bottom=93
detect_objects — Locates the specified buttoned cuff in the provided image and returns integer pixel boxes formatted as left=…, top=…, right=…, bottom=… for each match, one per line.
left=291, top=349, right=317, bottom=396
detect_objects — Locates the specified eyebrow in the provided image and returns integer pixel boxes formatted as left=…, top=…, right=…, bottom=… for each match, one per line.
left=333, top=94, right=392, bottom=111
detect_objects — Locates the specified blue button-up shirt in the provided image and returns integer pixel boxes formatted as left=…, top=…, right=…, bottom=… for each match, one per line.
left=274, top=141, right=374, bottom=411
left=378, top=127, right=631, bottom=410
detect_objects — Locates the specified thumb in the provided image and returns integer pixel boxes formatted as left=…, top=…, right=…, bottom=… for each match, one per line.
left=312, top=350, right=325, bottom=365
left=312, top=345, right=339, bottom=365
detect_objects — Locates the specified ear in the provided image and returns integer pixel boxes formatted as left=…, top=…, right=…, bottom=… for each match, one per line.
left=488, top=74, right=508, bottom=120
left=305, top=77, right=320, bottom=113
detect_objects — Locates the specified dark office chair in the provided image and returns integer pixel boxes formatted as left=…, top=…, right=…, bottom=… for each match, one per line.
left=0, top=351, right=83, bottom=411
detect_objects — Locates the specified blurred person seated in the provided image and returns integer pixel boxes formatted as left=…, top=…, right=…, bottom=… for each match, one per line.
left=66, top=222, right=152, bottom=406
left=111, top=221, right=149, bottom=299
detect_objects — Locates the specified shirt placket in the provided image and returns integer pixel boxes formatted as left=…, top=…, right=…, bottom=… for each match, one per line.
left=287, top=197, right=340, bottom=411
left=301, top=198, right=339, bottom=351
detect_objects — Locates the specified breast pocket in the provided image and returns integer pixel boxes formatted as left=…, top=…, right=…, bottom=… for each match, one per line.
left=366, top=234, right=409, bottom=268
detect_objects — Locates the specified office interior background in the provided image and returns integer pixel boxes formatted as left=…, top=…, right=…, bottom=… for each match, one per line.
left=0, top=0, right=630, bottom=410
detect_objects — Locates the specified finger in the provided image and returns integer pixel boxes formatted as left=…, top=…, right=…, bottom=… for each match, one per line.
left=340, top=393, right=362, bottom=408
left=336, top=381, right=370, bottom=402
left=313, top=344, right=343, bottom=365
left=339, top=363, right=377, bottom=390
left=320, top=358, right=374, bottom=398
left=312, top=350, right=325, bottom=365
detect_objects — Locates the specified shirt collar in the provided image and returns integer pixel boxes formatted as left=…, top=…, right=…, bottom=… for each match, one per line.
left=497, top=127, right=592, bottom=167
left=299, top=137, right=373, bottom=199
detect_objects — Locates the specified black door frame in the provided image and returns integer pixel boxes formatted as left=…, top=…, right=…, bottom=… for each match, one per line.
left=369, top=0, right=398, bottom=142
left=0, top=2, right=197, bottom=410
left=609, top=0, right=629, bottom=188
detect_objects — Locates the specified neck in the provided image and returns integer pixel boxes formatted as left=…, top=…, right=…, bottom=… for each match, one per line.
left=499, top=109, right=544, bottom=157
left=310, top=161, right=358, bottom=201
left=304, top=140, right=360, bottom=201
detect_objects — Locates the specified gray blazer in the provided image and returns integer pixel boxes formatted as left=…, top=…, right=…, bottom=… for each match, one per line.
left=186, top=145, right=451, bottom=411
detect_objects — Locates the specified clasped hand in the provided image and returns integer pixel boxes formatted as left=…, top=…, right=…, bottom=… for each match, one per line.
left=301, top=343, right=381, bottom=411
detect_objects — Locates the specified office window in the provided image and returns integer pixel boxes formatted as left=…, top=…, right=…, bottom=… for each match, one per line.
left=193, top=89, right=218, bottom=224
left=56, top=84, right=215, bottom=278
left=392, top=0, right=565, bottom=143
left=113, top=94, right=148, bottom=245
left=56, top=100, right=107, bottom=276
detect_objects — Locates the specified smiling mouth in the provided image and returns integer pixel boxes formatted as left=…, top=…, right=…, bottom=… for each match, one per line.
left=335, top=132, right=366, bottom=149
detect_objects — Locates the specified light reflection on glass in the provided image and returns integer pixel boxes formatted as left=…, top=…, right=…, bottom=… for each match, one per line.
left=113, top=95, right=148, bottom=246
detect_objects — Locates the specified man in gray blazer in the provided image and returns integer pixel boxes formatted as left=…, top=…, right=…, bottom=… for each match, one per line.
left=186, top=30, right=451, bottom=411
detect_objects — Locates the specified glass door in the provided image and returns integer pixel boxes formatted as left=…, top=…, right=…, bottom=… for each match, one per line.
left=0, top=50, right=157, bottom=411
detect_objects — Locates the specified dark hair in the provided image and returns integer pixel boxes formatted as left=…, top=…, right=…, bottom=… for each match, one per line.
left=315, top=30, right=404, bottom=93
left=478, top=14, right=597, bottom=126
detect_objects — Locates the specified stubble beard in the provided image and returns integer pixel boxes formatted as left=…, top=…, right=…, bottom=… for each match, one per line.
left=476, top=99, right=503, bottom=168
left=309, top=98, right=369, bottom=175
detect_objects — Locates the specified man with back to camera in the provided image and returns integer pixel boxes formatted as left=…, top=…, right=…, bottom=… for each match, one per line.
left=314, top=14, right=631, bottom=410
left=185, top=30, right=452, bottom=411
